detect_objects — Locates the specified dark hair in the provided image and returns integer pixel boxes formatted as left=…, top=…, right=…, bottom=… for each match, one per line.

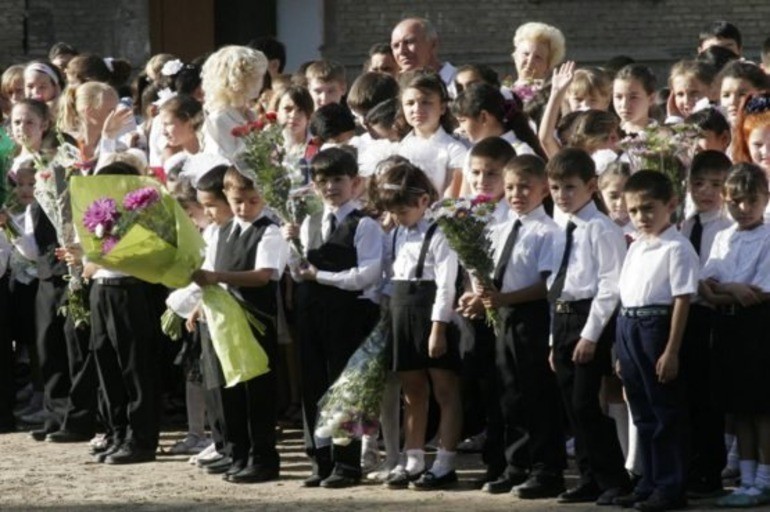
left=452, top=83, right=547, bottom=159
left=555, top=111, right=584, bottom=146
left=278, top=85, right=314, bottom=120
left=309, top=103, right=356, bottom=142
left=623, top=169, right=675, bottom=202
left=470, top=136, right=516, bottom=165
left=249, top=37, right=287, bottom=73
left=172, top=177, right=198, bottom=205
left=310, top=146, right=359, bottom=179
left=48, top=42, right=78, bottom=62
left=364, top=98, right=403, bottom=137
left=347, top=72, right=399, bottom=115
left=25, top=59, right=65, bottom=90
left=699, top=20, right=742, bottom=50
left=368, top=42, right=393, bottom=57
left=174, top=63, right=202, bottom=96
left=195, top=164, right=228, bottom=201
left=615, top=64, right=657, bottom=95
left=504, top=154, right=547, bottom=180
left=371, top=161, right=438, bottom=210
left=716, top=61, right=770, bottom=91
left=669, top=59, right=718, bottom=89
left=568, top=109, right=620, bottom=153
left=598, top=161, right=631, bottom=190
left=546, top=148, right=596, bottom=183
left=13, top=97, right=50, bottom=124
left=724, top=163, right=768, bottom=199
left=685, top=107, right=730, bottom=135
left=97, top=162, right=140, bottom=176
left=603, top=55, right=635, bottom=77
left=454, top=64, right=501, bottom=91
left=223, top=166, right=255, bottom=191
left=689, top=150, right=732, bottom=180
left=695, top=45, right=739, bottom=73
left=66, top=54, right=130, bottom=90
left=159, top=94, right=203, bottom=130
left=398, top=69, right=456, bottom=134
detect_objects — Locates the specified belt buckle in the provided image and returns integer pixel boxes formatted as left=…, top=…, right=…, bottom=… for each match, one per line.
left=555, top=301, right=569, bottom=314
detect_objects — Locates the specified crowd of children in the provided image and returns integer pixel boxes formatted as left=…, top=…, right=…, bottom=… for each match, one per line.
left=1, top=14, right=770, bottom=511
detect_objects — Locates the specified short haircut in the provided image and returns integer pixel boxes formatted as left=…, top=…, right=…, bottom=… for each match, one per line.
left=724, top=163, right=769, bottom=198
left=469, top=136, right=516, bottom=165
left=97, top=162, right=140, bottom=176
left=305, top=60, right=346, bottom=84
left=195, top=164, right=229, bottom=201
left=546, top=148, right=596, bottom=183
left=48, top=42, right=78, bottom=61
left=310, top=146, right=359, bottom=180
left=504, top=154, right=547, bottom=180
left=364, top=98, right=398, bottom=129
left=695, top=45, right=739, bottom=73
left=347, top=72, right=399, bottom=114
left=249, top=36, right=287, bottom=73
left=699, top=20, right=742, bottom=49
left=368, top=42, right=393, bottom=57
left=513, top=22, right=566, bottom=71
left=223, top=167, right=255, bottom=192
left=309, top=103, right=356, bottom=141
left=685, top=107, right=730, bottom=135
left=624, top=170, right=674, bottom=203
left=689, top=150, right=732, bottom=180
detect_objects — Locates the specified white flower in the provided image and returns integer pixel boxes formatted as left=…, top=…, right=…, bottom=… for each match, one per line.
left=333, top=437, right=352, bottom=446
left=95, top=224, right=105, bottom=239
left=315, top=426, right=332, bottom=439
left=153, top=88, right=178, bottom=108
left=161, top=59, right=184, bottom=77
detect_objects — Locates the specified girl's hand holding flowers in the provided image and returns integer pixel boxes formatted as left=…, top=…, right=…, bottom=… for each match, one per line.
left=280, top=223, right=299, bottom=241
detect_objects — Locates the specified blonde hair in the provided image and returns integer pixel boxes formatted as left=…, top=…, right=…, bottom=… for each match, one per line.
left=569, top=68, right=612, bottom=103
left=1, top=64, right=25, bottom=99
left=58, top=81, right=117, bottom=135
left=305, top=60, right=346, bottom=84
left=512, top=22, right=566, bottom=71
left=145, top=53, right=176, bottom=83
left=201, top=46, right=268, bottom=112
left=569, top=110, right=620, bottom=153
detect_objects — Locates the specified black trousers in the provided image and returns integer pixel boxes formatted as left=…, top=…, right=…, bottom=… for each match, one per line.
left=552, top=303, right=629, bottom=490
left=60, top=304, right=97, bottom=436
left=497, top=301, right=566, bottom=477
left=0, top=274, right=15, bottom=430
left=9, top=279, right=39, bottom=389
left=199, top=324, right=227, bottom=454
left=680, top=304, right=725, bottom=487
left=90, top=280, right=159, bottom=450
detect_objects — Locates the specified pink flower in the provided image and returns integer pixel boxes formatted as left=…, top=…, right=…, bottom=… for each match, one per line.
left=83, top=198, right=119, bottom=234
left=123, top=187, right=160, bottom=211
left=471, top=194, right=494, bottom=207
left=101, top=236, right=119, bottom=254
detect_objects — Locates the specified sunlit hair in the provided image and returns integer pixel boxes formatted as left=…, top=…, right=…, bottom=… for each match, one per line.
left=724, top=163, right=769, bottom=199
left=504, top=154, right=547, bottom=180
left=159, top=94, right=204, bottom=131
left=58, top=81, right=117, bottom=135
left=370, top=161, right=438, bottom=211
left=397, top=69, right=456, bottom=134
left=223, top=166, right=256, bottom=192
left=732, top=93, right=770, bottom=164
left=512, top=22, right=566, bottom=71
left=569, top=67, right=612, bottom=103
left=668, top=59, right=717, bottom=89
left=201, top=46, right=268, bottom=111
left=568, top=109, right=620, bottom=153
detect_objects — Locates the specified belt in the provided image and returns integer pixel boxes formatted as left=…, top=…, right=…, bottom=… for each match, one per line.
left=554, top=299, right=592, bottom=315
left=620, top=306, right=671, bottom=318
left=95, top=276, right=143, bottom=286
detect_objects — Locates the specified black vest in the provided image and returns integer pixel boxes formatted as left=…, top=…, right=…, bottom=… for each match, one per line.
left=306, top=209, right=363, bottom=273
left=31, top=202, right=67, bottom=280
left=215, top=216, right=277, bottom=316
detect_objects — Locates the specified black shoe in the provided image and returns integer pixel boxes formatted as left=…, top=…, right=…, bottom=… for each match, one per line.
left=94, top=441, right=123, bottom=462
left=558, top=481, right=602, bottom=503
left=204, top=456, right=233, bottom=474
left=46, top=430, right=93, bottom=443
left=320, top=474, right=360, bottom=489
left=227, top=465, right=279, bottom=484
left=614, top=491, right=653, bottom=508
left=105, top=446, right=156, bottom=464
left=222, top=461, right=247, bottom=481
left=597, top=486, right=628, bottom=505
left=303, top=473, right=326, bottom=488
left=482, top=475, right=520, bottom=494
left=385, top=467, right=424, bottom=489
left=513, top=473, right=566, bottom=499
left=29, top=428, right=50, bottom=441
left=634, top=493, right=687, bottom=512
left=410, top=470, right=458, bottom=490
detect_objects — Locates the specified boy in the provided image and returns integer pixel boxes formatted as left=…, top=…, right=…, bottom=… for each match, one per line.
left=192, top=166, right=289, bottom=483
left=546, top=148, right=630, bottom=505
left=309, top=103, right=358, bottom=149
left=685, top=109, right=731, bottom=154
left=286, top=147, right=383, bottom=488
left=698, top=20, right=742, bottom=56
left=478, top=154, right=567, bottom=498
left=365, top=43, right=398, bottom=77
left=614, top=170, right=699, bottom=511
left=678, top=150, right=732, bottom=499
left=305, top=60, right=347, bottom=110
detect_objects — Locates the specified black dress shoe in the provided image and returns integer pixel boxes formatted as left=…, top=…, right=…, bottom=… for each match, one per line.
left=597, top=486, right=628, bottom=505
left=634, top=493, right=687, bottom=512
left=222, top=461, right=247, bottom=481
left=29, top=428, right=50, bottom=441
left=204, top=456, right=233, bottom=474
left=513, top=473, right=566, bottom=499
left=227, top=465, right=279, bottom=484
left=614, top=491, right=653, bottom=508
left=94, top=442, right=123, bottom=463
left=105, top=446, right=156, bottom=464
left=320, top=473, right=360, bottom=489
left=410, top=470, right=458, bottom=490
left=302, top=473, right=326, bottom=488
left=385, top=468, right=424, bottom=489
left=558, top=481, right=602, bottom=503
left=46, top=430, right=93, bottom=443
left=482, top=472, right=528, bottom=494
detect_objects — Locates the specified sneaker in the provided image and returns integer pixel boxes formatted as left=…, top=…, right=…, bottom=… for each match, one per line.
left=89, top=433, right=108, bottom=450
left=167, top=435, right=210, bottom=455
left=189, top=441, right=216, bottom=464
left=457, top=431, right=487, bottom=453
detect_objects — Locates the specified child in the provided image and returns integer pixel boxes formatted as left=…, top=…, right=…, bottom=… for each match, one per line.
left=309, top=103, right=357, bottom=149
left=478, top=154, right=568, bottom=498
left=1, top=65, right=25, bottom=122
left=453, top=64, right=502, bottom=96
left=678, top=150, right=732, bottom=499
left=613, top=65, right=657, bottom=135
left=305, top=60, right=347, bottom=110
left=546, top=148, right=630, bottom=505
left=24, top=60, right=64, bottom=112
left=697, top=20, right=743, bottom=56
left=346, top=71, right=399, bottom=128
left=568, top=110, right=621, bottom=172
left=159, top=95, right=202, bottom=164
left=685, top=107, right=731, bottom=154
left=375, top=162, right=461, bottom=490
left=364, top=43, right=398, bottom=77
left=700, top=164, right=770, bottom=507
left=666, top=60, right=717, bottom=121
left=716, top=61, right=770, bottom=128
left=192, top=166, right=289, bottom=483
left=614, top=170, right=699, bottom=511
left=732, top=93, right=770, bottom=178
left=284, top=147, right=383, bottom=488
left=9, top=99, right=50, bottom=174
left=274, top=86, right=315, bottom=184
left=598, top=162, right=634, bottom=237
left=0, top=225, right=11, bottom=433
left=396, top=70, right=467, bottom=197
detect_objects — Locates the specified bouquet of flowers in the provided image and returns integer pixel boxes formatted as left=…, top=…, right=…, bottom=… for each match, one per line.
left=71, top=175, right=270, bottom=387
left=429, top=195, right=500, bottom=330
left=315, top=313, right=390, bottom=446
left=0, top=128, right=18, bottom=240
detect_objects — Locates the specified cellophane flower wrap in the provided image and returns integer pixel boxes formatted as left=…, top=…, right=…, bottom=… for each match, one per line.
left=429, top=195, right=501, bottom=330
left=315, top=313, right=390, bottom=446
left=70, top=175, right=270, bottom=387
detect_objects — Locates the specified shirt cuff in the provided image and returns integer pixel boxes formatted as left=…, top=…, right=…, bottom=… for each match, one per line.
left=315, top=270, right=335, bottom=286
left=431, top=304, right=453, bottom=323
left=579, top=321, right=601, bottom=344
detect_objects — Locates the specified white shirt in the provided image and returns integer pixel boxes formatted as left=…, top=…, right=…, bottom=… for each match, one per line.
left=202, top=107, right=250, bottom=159
left=166, top=223, right=218, bottom=318
left=619, top=225, right=699, bottom=307
left=547, top=200, right=626, bottom=343
left=295, top=201, right=383, bottom=303
left=397, top=127, right=468, bottom=195
left=679, top=208, right=733, bottom=267
left=494, top=205, right=558, bottom=293
left=439, top=62, right=458, bottom=99
left=702, top=223, right=770, bottom=292
left=384, top=219, right=458, bottom=323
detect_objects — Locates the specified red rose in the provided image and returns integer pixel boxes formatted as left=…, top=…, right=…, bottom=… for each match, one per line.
left=265, top=111, right=277, bottom=123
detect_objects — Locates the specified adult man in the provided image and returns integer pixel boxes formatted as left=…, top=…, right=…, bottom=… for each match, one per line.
left=390, top=17, right=457, bottom=97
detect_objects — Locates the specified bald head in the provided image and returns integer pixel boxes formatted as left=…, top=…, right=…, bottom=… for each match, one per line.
left=390, top=18, right=440, bottom=73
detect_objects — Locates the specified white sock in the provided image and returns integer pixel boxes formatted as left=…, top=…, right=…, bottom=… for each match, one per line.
left=739, top=459, right=758, bottom=488
left=405, top=449, right=425, bottom=475
left=755, top=464, right=770, bottom=490
left=430, top=449, right=456, bottom=477
left=726, top=434, right=739, bottom=470
left=608, top=403, right=629, bottom=458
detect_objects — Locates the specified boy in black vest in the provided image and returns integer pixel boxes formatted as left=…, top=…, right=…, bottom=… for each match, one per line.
left=193, top=166, right=289, bottom=483
left=283, top=147, right=383, bottom=489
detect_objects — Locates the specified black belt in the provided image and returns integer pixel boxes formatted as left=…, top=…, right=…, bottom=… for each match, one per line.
left=620, top=306, right=671, bottom=318
left=553, top=299, right=592, bottom=315
left=95, top=276, right=143, bottom=286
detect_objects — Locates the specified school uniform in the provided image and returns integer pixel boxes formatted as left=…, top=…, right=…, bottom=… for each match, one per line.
left=702, top=223, right=770, bottom=415
left=396, top=127, right=468, bottom=196
left=547, top=200, right=630, bottom=494
left=294, top=201, right=383, bottom=480
left=617, top=225, right=699, bottom=501
left=214, top=213, right=288, bottom=480
left=493, top=206, right=566, bottom=482
left=678, top=210, right=732, bottom=490
left=386, top=219, right=459, bottom=373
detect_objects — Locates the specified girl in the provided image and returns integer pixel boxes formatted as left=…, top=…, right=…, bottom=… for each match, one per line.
left=568, top=110, right=622, bottom=167
left=159, top=95, right=203, bottom=172
left=274, top=86, right=315, bottom=185
left=396, top=70, right=467, bottom=197
left=613, top=64, right=657, bottom=135
left=598, top=162, right=634, bottom=236
left=375, top=162, right=461, bottom=490
left=566, top=68, right=612, bottom=113
left=24, top=61, right=64, bottom=113
left=732, top=93, right=770, bottom=177
left=717, top=61, right=770, bottom=128
left=1, top=65, right=25, bottom=123
left=700, top=164, right=770, bottom=507
left=667, top=60, right=717, bottom=120
left=9, top=99, right=50, bottom=174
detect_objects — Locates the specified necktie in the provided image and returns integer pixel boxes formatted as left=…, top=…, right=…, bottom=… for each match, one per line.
left=229, top=223, right=242, bottom=241
left=689, top=214, right=702, bottom=256
left=324, top=212, right=337, bottom=241
left=547, top=220, right=577, bottom=303
left=492, top=219, right=522, bottom=290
